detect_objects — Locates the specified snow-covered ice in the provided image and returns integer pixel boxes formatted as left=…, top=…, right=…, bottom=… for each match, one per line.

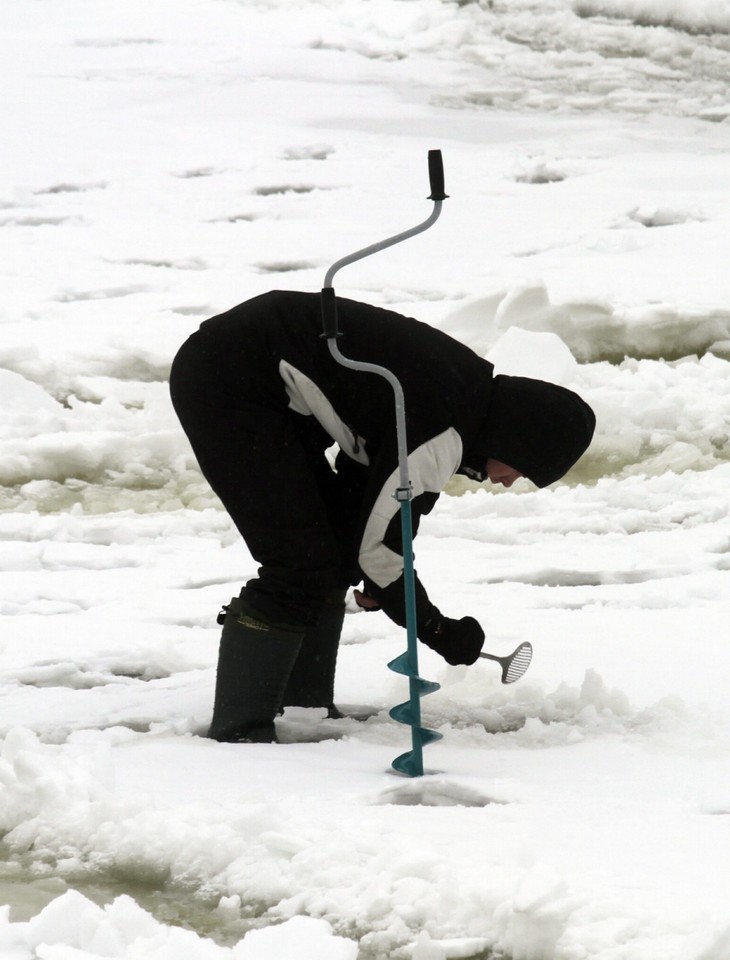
left=2, top=0, right=730, bottom=957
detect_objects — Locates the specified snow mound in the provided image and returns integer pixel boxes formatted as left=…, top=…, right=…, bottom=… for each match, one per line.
left=575, top=0, right=730, bottom=35
left=486, top=318, right=579, bottom=384
left=0, top=890, right=358, bottom=960
left=445, top=282, right=730, bottom=364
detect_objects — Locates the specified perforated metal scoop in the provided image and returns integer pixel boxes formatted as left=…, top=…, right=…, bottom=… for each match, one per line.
left=479, top=641, right=533, bottom=684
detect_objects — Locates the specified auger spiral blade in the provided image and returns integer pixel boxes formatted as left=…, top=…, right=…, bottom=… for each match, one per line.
left=389, top=697, right=442, bottom=726
left=387, top=654, right=440, bottom=695
left=479, top=641, right=533, bottom=684
left=387, top=656, right=442, bottom=777
left=391, top=725, right=443, bottom=777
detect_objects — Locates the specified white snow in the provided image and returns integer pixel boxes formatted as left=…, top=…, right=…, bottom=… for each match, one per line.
left=574, top=0, right=730, bottom=35
left=2, top=0, right=730, bottom=957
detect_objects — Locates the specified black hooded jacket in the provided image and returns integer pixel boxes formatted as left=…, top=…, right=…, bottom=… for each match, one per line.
left=192, top=290, right=595, bottom=629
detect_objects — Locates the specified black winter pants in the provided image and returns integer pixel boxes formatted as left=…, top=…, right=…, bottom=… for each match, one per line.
left=169, top=328, right=361, bottom=627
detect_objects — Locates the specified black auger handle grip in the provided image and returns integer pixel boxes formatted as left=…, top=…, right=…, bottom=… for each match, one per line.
left=427, top=149, right=448, bottom=202
left=320, top=285, right=340, bottom=339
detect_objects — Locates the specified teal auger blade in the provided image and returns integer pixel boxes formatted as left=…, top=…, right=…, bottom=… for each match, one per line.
left=389, top=701, right=417, bottom=725
left=419, top=728, right=443, bottom=746
left=389, top=706, right=444, bottom=735
left=388, top=661, right=443, bottom=776
left=392, top=751, right=422, bottom=777
left=387, top=657, right=440, bottom=695
left=389, top=687, right=439, bottom=725
left=387, top=652, right=412, bottom=676
left=418, top=678, right=441, bottom=696
left=391, top=728, right=443, bottom=776
left=388, top=639, right=442, bottom=776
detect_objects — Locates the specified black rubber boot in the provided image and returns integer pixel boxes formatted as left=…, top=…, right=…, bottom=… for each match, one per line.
left=281, top=588, right=347, bottom=718
left=208, top=596, right=304, bottom=743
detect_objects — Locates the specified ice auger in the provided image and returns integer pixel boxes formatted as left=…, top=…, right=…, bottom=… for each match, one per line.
left=320, top=150, right=448, bottom=777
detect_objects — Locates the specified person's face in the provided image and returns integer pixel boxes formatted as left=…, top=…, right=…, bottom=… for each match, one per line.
left=486, top=458, right=523, bottom=488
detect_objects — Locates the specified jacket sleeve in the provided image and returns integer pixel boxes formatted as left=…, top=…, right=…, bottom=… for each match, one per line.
left=357, top=427, right=463, bottom=630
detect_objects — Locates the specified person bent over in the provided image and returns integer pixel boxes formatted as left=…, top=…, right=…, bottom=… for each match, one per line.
left=169, top=290, right=595, bottom=742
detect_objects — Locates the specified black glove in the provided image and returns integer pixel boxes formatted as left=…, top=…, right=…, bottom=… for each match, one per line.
left=420, top=614, right=485, bottom=666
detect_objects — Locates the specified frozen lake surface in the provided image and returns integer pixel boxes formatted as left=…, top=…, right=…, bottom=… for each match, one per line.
left=2, top=0, right=730, bottom=957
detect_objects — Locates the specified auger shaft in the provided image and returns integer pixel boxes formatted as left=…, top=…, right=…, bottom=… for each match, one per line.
left=320, top=151, right=448, bottom=776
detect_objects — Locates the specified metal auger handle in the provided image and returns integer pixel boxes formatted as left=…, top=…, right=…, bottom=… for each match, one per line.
left=321, top=150, right=447, bottom=338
